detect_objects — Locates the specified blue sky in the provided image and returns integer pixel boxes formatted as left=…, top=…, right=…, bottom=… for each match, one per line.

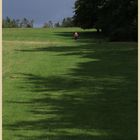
left=3, top=0, right=75, bottom=27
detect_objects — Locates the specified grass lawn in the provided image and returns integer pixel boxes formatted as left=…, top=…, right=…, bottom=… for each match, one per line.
left=3, top=28, right=137, bottom=140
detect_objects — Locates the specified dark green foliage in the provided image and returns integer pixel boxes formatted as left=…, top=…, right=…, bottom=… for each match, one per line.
left=74, top=0, right=138, bottom=41
left=74, top=0, right=99, bottom=29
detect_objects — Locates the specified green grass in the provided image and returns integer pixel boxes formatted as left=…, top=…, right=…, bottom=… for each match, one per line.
left=3, top=28, right=137, bottom=140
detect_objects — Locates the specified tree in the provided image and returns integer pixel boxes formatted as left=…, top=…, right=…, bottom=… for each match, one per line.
left=43, top=20, right=53, bottom=28
left=20, top=18, right=34, bottom=28
left=74, top=0, right=99, bottom=29
left=54, top=22, right=60, bottom=27
left=3, top=17, right=19, bottom=28
left=48, top=20, right=53, bottom=28
left=61, top=17, right=74, bottom=27
left=73, top=0, right=138, bottom=41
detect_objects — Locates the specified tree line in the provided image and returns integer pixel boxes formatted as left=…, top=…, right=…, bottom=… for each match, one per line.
left=73, top=0, right=137, bottom=41
left=43, top=17, right=74, bottom=28
left=3, top=17, right=74, bottom=28
left=3, top=17, right=34, bottom=28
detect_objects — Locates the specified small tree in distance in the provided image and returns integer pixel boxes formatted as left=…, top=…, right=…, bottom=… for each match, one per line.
left=43, top=20, right=53, bottom=28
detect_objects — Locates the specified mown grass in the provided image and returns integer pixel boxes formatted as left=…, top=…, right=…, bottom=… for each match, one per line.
left=3, top=28, right=137, bottom=140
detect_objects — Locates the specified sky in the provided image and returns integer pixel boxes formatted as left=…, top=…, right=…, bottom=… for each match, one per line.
left=3, top=0, right=75, bottom=27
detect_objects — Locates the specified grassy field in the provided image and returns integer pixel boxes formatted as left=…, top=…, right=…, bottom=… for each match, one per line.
left=3, top=28, right=137, bottom=140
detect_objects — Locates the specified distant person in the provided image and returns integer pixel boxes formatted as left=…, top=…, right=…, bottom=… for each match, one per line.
left=74, top=32, right=79, bottom=40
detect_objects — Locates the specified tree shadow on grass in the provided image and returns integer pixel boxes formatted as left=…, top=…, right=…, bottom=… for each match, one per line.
left=7, top=71, right=137, bottom=140
left=7, top=35, right=138, bottom=140
left=7, top=74, right=133, bottom=140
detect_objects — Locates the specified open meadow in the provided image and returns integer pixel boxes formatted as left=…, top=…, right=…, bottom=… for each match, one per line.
left=3, top=28, right=137, bottom=140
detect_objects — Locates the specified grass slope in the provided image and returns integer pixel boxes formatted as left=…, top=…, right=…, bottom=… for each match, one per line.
left=3, top=28, right=137, bottom=140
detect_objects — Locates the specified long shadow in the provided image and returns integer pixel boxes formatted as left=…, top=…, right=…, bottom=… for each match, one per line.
left=54, top=31, right=105, bottom=40
left=54, top=31, right=107, bottom=44
left=6, top=32, right=138, bottom=140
